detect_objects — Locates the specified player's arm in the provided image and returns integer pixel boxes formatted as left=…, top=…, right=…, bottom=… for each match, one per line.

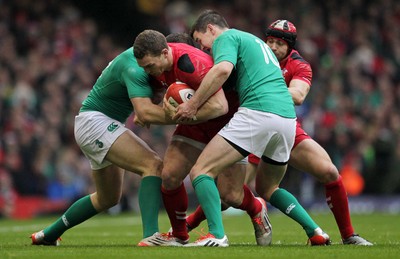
left=131, top=97, right=175, bottom=126
left=288, top=60, right=312, bottom=105
left=174, top=61, right=233, bottom=121
left=149, top=76, right=165, bottom=105
left=197, top=88, right=228, bottom=120
left=287, top=79, right=310, bottom=105
left=151, top=87, right=165, bottom=105
left=164, top=88, right=228, bottom=124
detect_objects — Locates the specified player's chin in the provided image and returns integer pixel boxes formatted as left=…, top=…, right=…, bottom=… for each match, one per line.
left=149, top=71, right=162, bottom=77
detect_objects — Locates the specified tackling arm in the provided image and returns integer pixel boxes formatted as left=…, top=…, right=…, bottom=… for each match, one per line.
left=131, top=97, right=175, bottom=126
left=196, top=88, right=228, bottom=120
left=173, top=61, right=233, bottom=120
left=164, top=88, right=228, bottom=124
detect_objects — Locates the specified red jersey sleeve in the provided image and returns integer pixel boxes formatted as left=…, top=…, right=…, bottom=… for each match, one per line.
left=282, top=50, right=312, bottom=87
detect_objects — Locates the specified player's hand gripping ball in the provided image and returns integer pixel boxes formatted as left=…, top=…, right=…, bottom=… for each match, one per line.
left=165, top=81, right=195, bottom=107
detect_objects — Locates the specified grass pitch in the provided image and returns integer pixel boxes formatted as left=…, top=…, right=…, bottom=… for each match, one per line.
left=0, top=210, right=399, bottom=258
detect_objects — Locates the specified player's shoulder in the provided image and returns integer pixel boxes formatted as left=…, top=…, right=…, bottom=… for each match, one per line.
left=117, top=47, right=134, bottom=61
left=169, top=42, right=209, bottom=58
left=110, top=47, right=137, bottom=69
left=287, top=49, right=309, bottom=65
left=169, top=42, right=196, bottom=54
left=169, top=43, right=212, bottom=74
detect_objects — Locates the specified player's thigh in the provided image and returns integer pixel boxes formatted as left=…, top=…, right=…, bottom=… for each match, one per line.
left=255, top=162, right=288, bottom=200
left=106, top=130, right=162, bottom=177
left=289, top=138, right=338, bottom=182
left=91, top=165, right=124, bottom=209
left=190, top=134, right=244, bottom=180
left=245, top=162, right=257, bottom=185
left=162, top=140, right=202, bottom=188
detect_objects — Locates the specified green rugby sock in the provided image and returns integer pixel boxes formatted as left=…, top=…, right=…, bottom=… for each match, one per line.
left=269, top=188, right=319, bottom=237
left=139, top=176, right=162, bottom=238
left=192, top=175, right=225, bottom=239
left=43, top=195, right=98, bottom=241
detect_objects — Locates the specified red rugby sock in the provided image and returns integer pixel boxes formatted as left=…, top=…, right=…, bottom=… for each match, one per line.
left=161, top=183, right=189, bottom=240
left=325, top=175, right=354, bottom=239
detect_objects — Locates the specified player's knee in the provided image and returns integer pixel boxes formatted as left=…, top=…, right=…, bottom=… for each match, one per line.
left=221, top=192, right=242, bottom=207
left=144, top=155, right=163, bottom=177
left=319, top=163, right=339, bottom=184
left=96, top=195, right=121, bottom=211
left=161, top=171, right=184, bottom=190
left=255, top=183, right=277, bottom=202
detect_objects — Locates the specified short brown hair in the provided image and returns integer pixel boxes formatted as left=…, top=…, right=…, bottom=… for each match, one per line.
left=133, top=30, right=168, bottom=59
left=190, top=10, right=229, bottom=37
left=166, top=32, right=196, bottom=47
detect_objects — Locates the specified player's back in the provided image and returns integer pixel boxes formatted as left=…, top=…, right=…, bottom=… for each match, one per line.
left=212, top=29, right=295, bottom=118
left=80, top=47, right=152, bottom=123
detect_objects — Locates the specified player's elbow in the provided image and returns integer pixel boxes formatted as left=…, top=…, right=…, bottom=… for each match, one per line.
left=221, top=101, right=229, bottom=115
left=289, top=83, right=310, bottom=105
left=213, top=99, right=229, bottom=116
left=293, top=95, right=305, bottom=105
left=214, top=62, right=233, bottom=81
left=135, top=109, right=152, bottom=123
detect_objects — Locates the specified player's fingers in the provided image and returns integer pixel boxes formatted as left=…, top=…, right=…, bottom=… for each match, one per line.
left=172, top=112, right=181, bottom=121
left=162, top=96, right=169, bottom=108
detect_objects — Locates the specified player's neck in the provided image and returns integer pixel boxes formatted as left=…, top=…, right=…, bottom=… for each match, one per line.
left=166, top=46, right=174, bottom=71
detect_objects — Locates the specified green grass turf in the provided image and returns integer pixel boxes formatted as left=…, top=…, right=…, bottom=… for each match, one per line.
left=0, top=210, right=399, bottom=258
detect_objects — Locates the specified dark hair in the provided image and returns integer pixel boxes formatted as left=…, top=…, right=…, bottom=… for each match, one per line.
left=166, top=32, right=196, bottom=47
left=133, top=30, right=168, bottom=59
left=190, top=9, right=229, bottom=37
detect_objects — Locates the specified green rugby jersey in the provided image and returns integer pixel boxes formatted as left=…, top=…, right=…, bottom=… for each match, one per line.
left=212, top=29, right=296, bottom=118
left=80, top=47, right=153, bottom=123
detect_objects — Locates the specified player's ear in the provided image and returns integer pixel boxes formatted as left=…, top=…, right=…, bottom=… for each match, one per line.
left=208, top=24, right=216, bottom=35
left=162, top=48, right=169, bottom=58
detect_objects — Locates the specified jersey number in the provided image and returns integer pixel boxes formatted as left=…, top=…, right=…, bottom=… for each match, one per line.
left=255, top=39, right=280, bottom=68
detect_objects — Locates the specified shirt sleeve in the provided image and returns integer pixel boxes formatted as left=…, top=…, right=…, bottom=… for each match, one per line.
left=291, top=60, right=312, bottom=86
left=212, top=34, right=238, bottom=67
left=122, top=67, right=154, bottom=98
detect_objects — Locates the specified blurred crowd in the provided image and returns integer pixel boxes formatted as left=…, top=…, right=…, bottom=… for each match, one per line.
left=1, top=0, right=400, bottom=217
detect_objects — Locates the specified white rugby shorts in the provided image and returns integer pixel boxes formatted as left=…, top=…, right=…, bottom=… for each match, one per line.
left=218, top=107, right=296, bottom=163
left=74, top=111, right=128, bottom=170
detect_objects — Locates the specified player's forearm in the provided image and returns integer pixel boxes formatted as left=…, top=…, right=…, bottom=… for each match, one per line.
left=135, top=105, right=175, bottom=125
left=195, top=89, right=228, bottom=121
left=190, top=64, right=230, bottom=109
left=288, top=79, right=310, bottom=105
left=193, top=103, right=227, bottom=122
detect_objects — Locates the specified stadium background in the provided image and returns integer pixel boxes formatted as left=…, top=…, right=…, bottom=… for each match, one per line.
left=0, top=0, right=399, bottom=219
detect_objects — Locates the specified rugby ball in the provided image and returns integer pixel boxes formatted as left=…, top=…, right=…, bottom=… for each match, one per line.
left=165, top=81, right=195, bottom=107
